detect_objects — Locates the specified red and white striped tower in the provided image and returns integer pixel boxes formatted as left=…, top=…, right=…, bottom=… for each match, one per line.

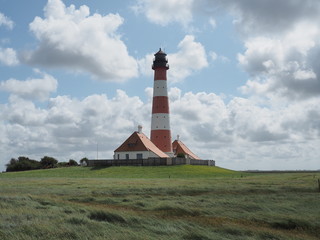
left=150, top=48, right=173, bottom=156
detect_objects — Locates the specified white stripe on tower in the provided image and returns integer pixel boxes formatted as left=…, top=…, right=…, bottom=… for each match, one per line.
left=153, top=80, right=168, bottom=97
left=150, top=48, right=173, bottom=155
left=151, top=113, right=170, bottom=130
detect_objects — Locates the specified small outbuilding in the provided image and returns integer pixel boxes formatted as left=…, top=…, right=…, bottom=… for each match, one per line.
left=172, top=136, right=200, bottom=160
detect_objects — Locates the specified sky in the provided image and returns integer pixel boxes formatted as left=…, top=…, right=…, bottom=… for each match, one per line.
left=0, top=0, right=319, bottom=171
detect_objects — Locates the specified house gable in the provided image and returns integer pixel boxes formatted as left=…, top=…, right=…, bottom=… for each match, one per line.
left=172, top=140, right=201, bottom=160
left=114, top=132, right=148, bottom=152
left=114, top=131, right=169, bottom=158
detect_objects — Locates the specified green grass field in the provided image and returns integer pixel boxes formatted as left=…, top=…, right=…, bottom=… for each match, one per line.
left=0, top=165, right=238, bottom=178
left=0, top=166, right=319, bottom=240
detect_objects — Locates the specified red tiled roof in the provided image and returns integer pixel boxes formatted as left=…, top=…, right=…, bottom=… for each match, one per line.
left=114, top=131, right=169, bottom=158
left=172, top=140, right=201, bottom=160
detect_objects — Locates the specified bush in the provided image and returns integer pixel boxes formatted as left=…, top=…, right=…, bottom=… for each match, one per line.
left=6, top=156, right=41, bottom=172
left=56, top=160, right=78, bottom=168
left=57, top=162, right=68, bottom=167
left=40, top=156, right=58, bottom=168
left=68, top=159, right=78, bottom=166
left=6, top=156, right=78, bottom=172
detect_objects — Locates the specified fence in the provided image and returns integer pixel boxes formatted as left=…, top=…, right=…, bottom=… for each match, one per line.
left=87, top=158, right=215, bottom=167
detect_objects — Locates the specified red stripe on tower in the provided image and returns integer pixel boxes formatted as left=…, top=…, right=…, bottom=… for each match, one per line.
left=150, top=48, right=173, bottom=155
left=152, top=96, right=169, bottom=114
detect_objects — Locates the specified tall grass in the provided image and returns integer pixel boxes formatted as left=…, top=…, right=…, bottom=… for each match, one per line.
left=0, top=167, right=319, bottom=239
left=0, top=165, right=238, bottom=179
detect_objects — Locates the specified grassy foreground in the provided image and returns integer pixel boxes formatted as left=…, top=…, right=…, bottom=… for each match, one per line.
left=0, top=165, right=238, bottom=178
left=0, top=166, right=319, bottom=240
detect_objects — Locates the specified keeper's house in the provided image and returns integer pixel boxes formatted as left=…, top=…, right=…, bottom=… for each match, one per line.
left=114, top=126, right=169, bottom=160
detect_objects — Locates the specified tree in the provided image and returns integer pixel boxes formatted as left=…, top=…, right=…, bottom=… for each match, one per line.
left=7, top=158, right=17, bottom=166
left=40, top=156, right=58, bottom=168
left=6, top=156, right=41, bottom=172
left=68, top=159, right=78, bottom=166
left=80, top=157, right=89, bottom=166
left=57, top=162, right=68, bottom=167
left=6, top=158, right=19, bottom=172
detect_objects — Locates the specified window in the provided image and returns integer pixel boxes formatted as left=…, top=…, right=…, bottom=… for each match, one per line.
left=137, top=153, right=143, bottom=159
left=126, top=154, right=129, bottom=160
left=117, top=154, right=120, bottom=160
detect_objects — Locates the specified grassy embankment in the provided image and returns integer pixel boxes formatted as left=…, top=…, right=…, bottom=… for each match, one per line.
left=0, top=165, right=237, bottom=178
left=0, top=165, right=319, bottom=240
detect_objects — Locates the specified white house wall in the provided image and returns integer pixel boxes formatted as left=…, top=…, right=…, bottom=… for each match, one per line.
left=114, top=151, right=159, bottom=160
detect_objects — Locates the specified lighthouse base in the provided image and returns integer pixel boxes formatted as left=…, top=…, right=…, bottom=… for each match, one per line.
left=87, top=158, right=215, bottom=167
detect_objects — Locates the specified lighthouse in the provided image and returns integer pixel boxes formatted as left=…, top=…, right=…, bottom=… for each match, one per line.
left=109, top=48, right=213, bottom=166
left=150, top=48, right=173, bottom=156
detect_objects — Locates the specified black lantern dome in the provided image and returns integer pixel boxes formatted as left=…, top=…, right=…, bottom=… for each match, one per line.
left=152, top=48, right=169, bottom=69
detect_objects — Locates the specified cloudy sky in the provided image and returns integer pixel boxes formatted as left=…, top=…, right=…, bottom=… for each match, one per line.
left=0, top=0, right=319, bottom=171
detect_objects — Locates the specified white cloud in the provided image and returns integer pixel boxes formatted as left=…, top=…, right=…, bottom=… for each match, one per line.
left=220, top=1, right=320, bottom=100
left=209, top=51, right=230, bottom=63
left=0, top=48, right=19, bottom=66
left=133, top=0, right=320, bottom=34
left=138, top=35, right=208, bottom=82
left=3, top=96, right=47, bottom=126
left=0, top=71, right=58, bottom=101
left=238, top=21, right=320, bottom=100
left=133, top=0, right=193, bottom=27
left=219, top=55, right=230, bottom=63
left=1, top=86, right=319, bottom=171
left=1, top=0, right=320, bottom=171
left=22, top=0, right=138, bottom=82
left=209, top=17, right=216, bottom=29
left=134, top=0, right=320, bottom=100
left=168, top=90, right=320, bottom=170
left=138, top=53, right=153, bottom=77
left=168, top=35, right=208, bottom=82
left=0, top=12, right=14, bottom=29
left=294, top=70, right=316, bottom=80
left=0, top=89, right=150, bottom=171
left=209, top=51, right=217, bottom=61
left=225, top=0, right=320, bottom=35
